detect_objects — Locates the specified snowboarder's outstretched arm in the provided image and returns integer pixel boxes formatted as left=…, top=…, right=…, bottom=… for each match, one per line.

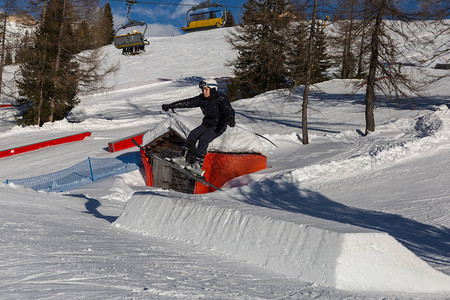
left=162, top=96, right=201, bottom=111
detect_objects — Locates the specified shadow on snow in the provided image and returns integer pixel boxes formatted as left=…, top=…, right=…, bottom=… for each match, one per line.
left=67, top=194, right=118, bottom=223
left=233, top=181, right=450, bottom=268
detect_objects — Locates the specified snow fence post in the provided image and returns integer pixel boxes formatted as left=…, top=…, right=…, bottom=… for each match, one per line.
left=88, top=157, right=95, bottom=181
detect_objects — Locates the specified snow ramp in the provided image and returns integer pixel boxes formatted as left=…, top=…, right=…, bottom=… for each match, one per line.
left=114, top=191, right=450, bottom=293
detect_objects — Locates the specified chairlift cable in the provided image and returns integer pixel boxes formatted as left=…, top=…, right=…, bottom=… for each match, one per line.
left=111, top=0, right=242, bottom=9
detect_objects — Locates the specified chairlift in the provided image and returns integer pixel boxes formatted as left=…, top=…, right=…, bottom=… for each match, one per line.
left=113, top=0, right=149, bottom=55
left=181, top=0, right=227, bottom=33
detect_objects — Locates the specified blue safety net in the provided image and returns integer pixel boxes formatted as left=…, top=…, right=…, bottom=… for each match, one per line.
left=6, top=153, right=142, bottom=192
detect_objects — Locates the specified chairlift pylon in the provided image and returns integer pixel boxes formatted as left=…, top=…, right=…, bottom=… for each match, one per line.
left=181, top=0, right=227, bottom=33
left=113, top=0, right=149, bottom=55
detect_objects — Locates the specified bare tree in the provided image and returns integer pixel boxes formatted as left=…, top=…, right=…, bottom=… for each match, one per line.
left=0, top=0, right=10, bottom=97
left=332, top=0, right=360, bottom=78
left=362, top=0, right=448, bottom=134
left=300, top=0, right=318, bottom=145
left=356, top=0, right=369, bottom=78
left=0, top=0, right=31, bottom=98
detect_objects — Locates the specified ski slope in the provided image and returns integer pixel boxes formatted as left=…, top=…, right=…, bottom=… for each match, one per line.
left=1, top=26, right=450, bottom=299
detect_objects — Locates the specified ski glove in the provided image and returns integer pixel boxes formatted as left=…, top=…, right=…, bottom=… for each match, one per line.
left=162, top=104, right=172, bottom=112
left=227, top=116, right=236, bottom=127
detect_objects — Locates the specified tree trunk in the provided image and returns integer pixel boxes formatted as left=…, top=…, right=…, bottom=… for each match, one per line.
left=364, top=1, right=384, bottom=134
left=37, top=0, right=49, bottom=126
left=357, top=0, right=369, bottom=78
left=302, top=0, right=318, bottom=145
left=0, top=0, right=9, bottom=97
left=342, top=2, right=355, bottom=79
left=49, top=0, right=67, bottom=122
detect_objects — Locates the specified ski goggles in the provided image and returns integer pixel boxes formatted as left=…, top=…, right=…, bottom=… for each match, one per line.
left=199, top=81, right=218, bottom=89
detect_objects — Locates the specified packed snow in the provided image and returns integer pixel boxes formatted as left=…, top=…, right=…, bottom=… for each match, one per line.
left=0, top=26, right=449, bottom=299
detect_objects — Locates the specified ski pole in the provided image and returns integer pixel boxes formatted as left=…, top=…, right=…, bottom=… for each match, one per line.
left=234, top=124, right=278, bottom=148
left=167, top=109, right=188, bottom=139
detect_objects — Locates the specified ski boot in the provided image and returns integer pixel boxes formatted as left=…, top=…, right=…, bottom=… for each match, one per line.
left=167, top=156, right=187, bottom=167
left=185, top=156, right=205, bottom=177
left=166, top=146, right=189, bottom=167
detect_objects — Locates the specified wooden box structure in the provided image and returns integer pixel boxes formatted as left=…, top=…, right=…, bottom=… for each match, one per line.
left=140, top=129, right=267, bottom=194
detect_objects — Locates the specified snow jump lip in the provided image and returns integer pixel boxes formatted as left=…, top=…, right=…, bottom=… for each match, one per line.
left=0, top=132, right=92, bottom=158
left=115, top=191, right=450, bottom=293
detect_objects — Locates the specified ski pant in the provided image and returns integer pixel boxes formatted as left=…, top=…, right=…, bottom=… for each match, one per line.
left=185, top=124, right=226, bottom=158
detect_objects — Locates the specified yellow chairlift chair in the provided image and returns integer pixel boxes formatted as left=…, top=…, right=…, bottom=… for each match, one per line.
left=181, top=0, right=227, bottom=33
left=113, top=0, right=149, bottom=54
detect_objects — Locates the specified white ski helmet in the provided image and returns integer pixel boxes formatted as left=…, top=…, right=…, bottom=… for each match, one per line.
left=199, top=78, right=218, bottom=92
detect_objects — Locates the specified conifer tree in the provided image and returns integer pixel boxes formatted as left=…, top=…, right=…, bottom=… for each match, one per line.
left=17, top=0, right=80, bottom=125
left=100, top=1, right=114, bottom=46
left=227, top=0, right=295, bottom=100
left=75, top=20, right=91, bottom=51
left=15, top=31, right=34, bottom=65
left=16, top=0, right=117, bottom=126
left=311, top=24, right=330, bottom=83
left=224, top=10, right=236, bottom=27
left=285, top=17, right=308, bottom=86
left=288, top=17, right=330, bottom=86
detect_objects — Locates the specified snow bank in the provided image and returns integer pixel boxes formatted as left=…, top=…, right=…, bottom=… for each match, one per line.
left=286, top=105, right=450, bottom=187
left=114, top=192, right=450, bottom=293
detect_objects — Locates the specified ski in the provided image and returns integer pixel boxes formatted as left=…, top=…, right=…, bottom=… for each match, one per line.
left=132, top=139, right=222, bottom=191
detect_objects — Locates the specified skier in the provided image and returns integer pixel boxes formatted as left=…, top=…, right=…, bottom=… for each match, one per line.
left=162, top=79, right=235, bottom=172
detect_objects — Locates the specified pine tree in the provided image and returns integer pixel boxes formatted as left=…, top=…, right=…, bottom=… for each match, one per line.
left=311, top=24, right=331, bottom=83
left=224, top=10, right=236, bottom=27
left=286, top=22, right=305, bottom=82
left=15, top=31, right=34, bottom=65
left=75, top=20, right=91, bottom=51
left=100, top=1, right=114, bottom=46
left=16, top=0, right=80, bottom=125
left=286, top=18, right=331, bottom=86
left=227, top=0, right=295, bottom=100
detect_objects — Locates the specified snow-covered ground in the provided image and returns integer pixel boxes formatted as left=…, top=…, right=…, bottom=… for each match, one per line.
left=0, top=27, right=449, bottom=299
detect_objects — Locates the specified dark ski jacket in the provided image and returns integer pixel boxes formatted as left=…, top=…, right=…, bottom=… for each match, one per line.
left=170, top=91, right=235, bottom=131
